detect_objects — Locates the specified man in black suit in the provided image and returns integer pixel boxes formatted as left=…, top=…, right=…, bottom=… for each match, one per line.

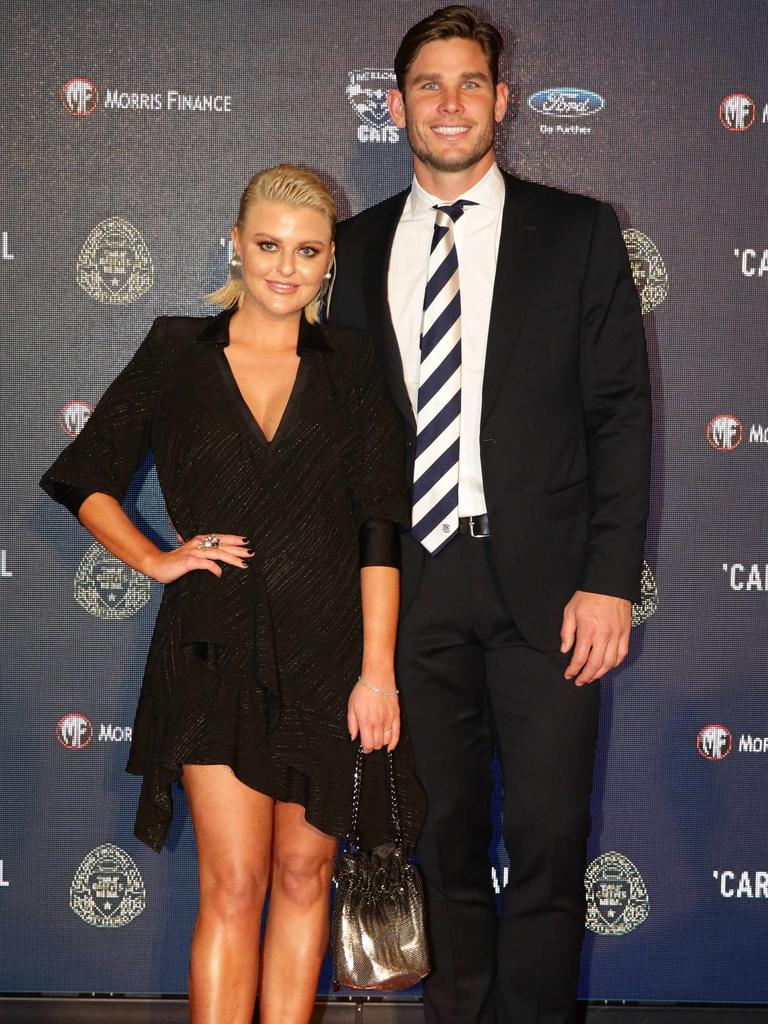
left=332, top=6, right=651, bottom=1022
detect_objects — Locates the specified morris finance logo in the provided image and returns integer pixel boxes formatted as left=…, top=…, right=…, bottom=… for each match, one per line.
left=528, top=87, right=605, bottom=135
left=98, top=723, right=133, bottom=742
left=347, top=69, right=399, bottom=144
left=584, top=851, right=650, bottom=936
left=74, top=541, right=151, bottom=619
left=56, top=713, right=93, bottom=750
left=622, top=229, right=668, bottom=315
left=59, top=400, right=93, bottom=438
left=696, top=723, right=733, bottom=761
left=70, top=843, right=146, bottom=928
left=719, top=93, right=756, bottom=132
left=76, top=217, right=154, bottom=305
left=61, top=78, right=231, bottom=114
left=707, top=413, right=768, bottom=448
left=706, top=414, right=743, bottom=451
left=61, top=76, right=98, bottom=116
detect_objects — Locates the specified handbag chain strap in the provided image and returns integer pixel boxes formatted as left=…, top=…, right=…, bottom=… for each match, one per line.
left=348, top=748, right=403, bottom=849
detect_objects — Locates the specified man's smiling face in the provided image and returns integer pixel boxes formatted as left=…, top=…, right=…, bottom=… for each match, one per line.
left=389, top=37, right=508, bottom=175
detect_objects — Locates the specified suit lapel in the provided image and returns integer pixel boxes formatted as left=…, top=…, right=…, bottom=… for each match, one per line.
left=481, top=173, right=538, bottom=426
left=362, top=190, right=416, bottom=432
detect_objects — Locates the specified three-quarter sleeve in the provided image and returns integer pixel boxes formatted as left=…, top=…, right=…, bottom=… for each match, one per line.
left=40, top=317, right=168, bottom=517
left=334, top=331, right=409, bottom=567
left=359, top=519, right=400, bottom=568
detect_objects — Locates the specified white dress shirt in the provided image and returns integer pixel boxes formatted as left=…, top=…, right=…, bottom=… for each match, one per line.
left=387, top=162, right=505, bottom=517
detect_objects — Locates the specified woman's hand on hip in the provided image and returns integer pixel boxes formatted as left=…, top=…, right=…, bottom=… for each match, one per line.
left=143, top=534, right=253, bottom=584
left=347, top=674, right=400, bottom=754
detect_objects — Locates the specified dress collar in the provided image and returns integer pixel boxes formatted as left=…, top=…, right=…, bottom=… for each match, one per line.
left=195, top=305, right=331, bottom=353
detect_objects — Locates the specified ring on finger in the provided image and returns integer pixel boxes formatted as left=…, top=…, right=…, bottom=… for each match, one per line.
left=198, top=534, right=220, bottom=550
left=383, top=728, right=393, bottom=736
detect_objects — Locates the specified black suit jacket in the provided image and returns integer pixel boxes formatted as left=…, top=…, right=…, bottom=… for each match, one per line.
left=331, top=170, right=652, bottom=651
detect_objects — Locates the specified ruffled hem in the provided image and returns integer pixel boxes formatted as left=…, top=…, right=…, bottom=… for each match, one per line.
left=127, top=649, right=425, bottom=854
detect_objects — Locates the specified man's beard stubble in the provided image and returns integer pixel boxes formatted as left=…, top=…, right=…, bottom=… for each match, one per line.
left=405, top=115, right=496, bottom=174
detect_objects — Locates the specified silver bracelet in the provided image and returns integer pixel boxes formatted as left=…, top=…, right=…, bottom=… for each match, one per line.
left=357, top=675, right=399, bottom=696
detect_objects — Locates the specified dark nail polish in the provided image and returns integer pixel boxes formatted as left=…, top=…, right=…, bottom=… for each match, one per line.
left=246, top=549, right=254, bottom=555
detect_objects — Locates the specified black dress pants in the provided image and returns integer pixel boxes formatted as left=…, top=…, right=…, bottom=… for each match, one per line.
left=397, top=534, right=600, bottom=1024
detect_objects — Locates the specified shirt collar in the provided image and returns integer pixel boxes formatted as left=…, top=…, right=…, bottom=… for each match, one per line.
left=408, top=161, right=505, bottom=217
left=195, top=305, right=330, bottom=353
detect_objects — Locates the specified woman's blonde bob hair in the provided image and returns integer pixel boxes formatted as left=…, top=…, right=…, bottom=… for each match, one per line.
left=207, top=163, right=336, bottom=324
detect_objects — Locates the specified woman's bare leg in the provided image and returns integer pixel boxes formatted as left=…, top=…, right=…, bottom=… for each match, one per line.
left=183, top=764, right=274, bottom=1024
left=259, top=801, right=337, bottom=1024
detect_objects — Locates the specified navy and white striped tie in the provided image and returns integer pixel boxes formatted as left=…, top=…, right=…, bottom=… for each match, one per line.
left=411, top=200, right=474, bottom=554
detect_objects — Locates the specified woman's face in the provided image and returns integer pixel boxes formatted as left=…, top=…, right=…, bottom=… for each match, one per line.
left=232, top=201, right=334, bottom=321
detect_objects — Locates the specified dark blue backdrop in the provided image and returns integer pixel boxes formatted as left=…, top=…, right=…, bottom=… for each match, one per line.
left=2, top=0, right=766, bottom=1003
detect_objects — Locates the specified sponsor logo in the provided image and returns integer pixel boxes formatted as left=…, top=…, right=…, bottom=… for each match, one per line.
left=103, top=88, right=232, bottom=112
left=719, top=93, right=756, bottom=132
left=631, top=560, right=658, bottom=627
left=585, top=851, right=650, bottom=936
left=347, top=69, right=400, bottom=144
left=707, top=414, right=744, bottom=451
left=54, top=716, right=132, bottom=748
left=528, top=87, right=604, bottom=135
left=697, top=723, right=733, bottom=760
left=733, top=247, right=768, bottom=277
left=76, top=217, right=153, bottom=305
left=1, top=232, right=14, bottom=260
left=98, top=723, right=133, bottom=742
left=61, top=76, right=99, bottom=116
left=0, top=550, right=12, bottom=578
left=74, top=541, right=151, bottom=619
left=59, top=400, right=93, bottom=438
left=529, top=86, right=605, bottom=117
left=738, top=734, right=768, bottom=753
left=713, top=869, right=768, bottom=898
left=0, top=860, right=8, bottom=887
left=623, top=229, right=668, bottom=314
left=707, top=414, right=768, bottom=448
left=56, top=713, right=93, bottom=750
left=70, top=843, right=146, bottom=927
left=722, top=563, right=768, bottom=592
left=62, top=78, right=231, bottom=115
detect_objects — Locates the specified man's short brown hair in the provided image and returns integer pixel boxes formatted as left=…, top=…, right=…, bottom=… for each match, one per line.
left=394, top=5, right=504, bottom=92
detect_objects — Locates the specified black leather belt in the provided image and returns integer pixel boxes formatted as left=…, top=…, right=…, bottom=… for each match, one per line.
left=458, top=514, right=490, bottom=537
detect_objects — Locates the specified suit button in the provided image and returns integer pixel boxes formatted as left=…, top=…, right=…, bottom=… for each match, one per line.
left=481, top=437, right=495, bottom=444
left=406, top=439, right=414, bottom=449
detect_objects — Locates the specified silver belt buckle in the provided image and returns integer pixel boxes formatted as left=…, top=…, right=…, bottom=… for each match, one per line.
left=468, top=516, right=480, bottom=538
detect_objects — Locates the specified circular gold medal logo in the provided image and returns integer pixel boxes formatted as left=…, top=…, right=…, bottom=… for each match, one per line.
left=585, top=851, right=650, bottom=936
left=74, top=541, right=151, bottom=620
left=70, top=843, right=146, bottom=928
left=623, top=229, right=668, bottom=315
left=631, top=560, right=658, bottom=627
left=76, top=216, right=154, bottom=305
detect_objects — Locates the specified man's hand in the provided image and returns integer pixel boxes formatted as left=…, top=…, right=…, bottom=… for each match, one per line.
left=560, top=590, right=632, bottom=686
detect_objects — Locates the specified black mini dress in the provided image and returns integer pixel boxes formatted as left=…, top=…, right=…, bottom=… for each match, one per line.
left=40, top=309, right=426, bottom=852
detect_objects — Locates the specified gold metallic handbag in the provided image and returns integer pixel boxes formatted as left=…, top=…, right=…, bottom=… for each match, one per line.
left=331, top=749, right=430, bottom=991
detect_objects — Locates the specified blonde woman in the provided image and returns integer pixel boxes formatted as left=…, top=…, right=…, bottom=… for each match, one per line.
left=41, top=164, right=424, bottom=1024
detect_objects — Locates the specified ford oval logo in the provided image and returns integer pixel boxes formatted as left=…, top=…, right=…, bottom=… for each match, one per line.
left=528, top=87, right=605, bottom=118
